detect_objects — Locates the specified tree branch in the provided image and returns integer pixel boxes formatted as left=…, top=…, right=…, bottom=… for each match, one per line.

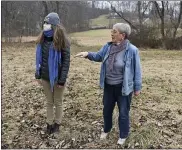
left=142, top=1, right=151, bottom=16
left=177, top=1, right=182, bottom=27
left=109, top=2, right=138, bottom=31
left=153, top=1, right=162, bottom=20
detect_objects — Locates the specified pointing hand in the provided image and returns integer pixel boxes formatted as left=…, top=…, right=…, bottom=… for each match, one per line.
left=75, top=52, right=88, bottom=58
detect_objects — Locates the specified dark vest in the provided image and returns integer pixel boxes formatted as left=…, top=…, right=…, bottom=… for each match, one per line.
left=40, top=37, right=53, bottom=81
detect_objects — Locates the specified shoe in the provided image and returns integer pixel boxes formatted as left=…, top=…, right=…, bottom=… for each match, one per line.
left=117, top=138, right=126, bottom=145
left=100, top=132, right=108, bottom=140
left=46, top=123, right=54, bottom=135
left=53, top=123, right=60, bottom=133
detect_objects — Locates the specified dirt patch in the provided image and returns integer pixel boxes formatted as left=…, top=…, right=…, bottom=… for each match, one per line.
left=1, top=43, right=182, bottom=148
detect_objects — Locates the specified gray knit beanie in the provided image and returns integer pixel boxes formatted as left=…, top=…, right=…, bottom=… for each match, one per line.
left=44, top=12, right=60, bottom=26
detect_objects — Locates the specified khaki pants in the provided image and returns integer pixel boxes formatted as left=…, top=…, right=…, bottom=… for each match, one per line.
left=42, top=80, right=65, bottom=125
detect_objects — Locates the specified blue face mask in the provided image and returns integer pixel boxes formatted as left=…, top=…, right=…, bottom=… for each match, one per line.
left=43, top=30, right=54, bottom=37
left=43, top=23, right=53, bottom=37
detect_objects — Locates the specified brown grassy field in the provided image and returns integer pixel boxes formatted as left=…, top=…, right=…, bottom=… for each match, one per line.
left=1, top=41, right=182, bottom=149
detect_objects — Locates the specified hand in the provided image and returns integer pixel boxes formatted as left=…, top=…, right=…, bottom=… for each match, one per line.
left=75, top=52, right=88, bottom=58
left=57, top=85, right=64, bottom=88
left=134, top=91, right=140, bottom=96
left=36, top=79, right=42, bottom=85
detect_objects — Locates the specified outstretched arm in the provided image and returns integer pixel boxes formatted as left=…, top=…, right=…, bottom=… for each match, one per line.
left=75, top=44, right=108, bottom=62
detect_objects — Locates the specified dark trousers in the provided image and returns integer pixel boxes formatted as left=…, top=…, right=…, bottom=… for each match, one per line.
left=103, top=82, right=132, bottom=138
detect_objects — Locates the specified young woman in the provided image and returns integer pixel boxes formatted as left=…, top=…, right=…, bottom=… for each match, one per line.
left=35, top=12, right=70, bottom=134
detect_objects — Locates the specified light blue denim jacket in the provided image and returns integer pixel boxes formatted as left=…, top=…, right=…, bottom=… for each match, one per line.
left=87, top=41, right=142, bottom=96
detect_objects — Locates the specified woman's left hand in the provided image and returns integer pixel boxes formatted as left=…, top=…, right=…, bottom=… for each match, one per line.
left=134, top=91, right=140, bottom=96
left=57, top=85, right=64, bottom=88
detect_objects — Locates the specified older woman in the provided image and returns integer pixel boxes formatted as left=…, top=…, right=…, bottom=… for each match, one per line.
left=75, top=23, right=142, bottom=145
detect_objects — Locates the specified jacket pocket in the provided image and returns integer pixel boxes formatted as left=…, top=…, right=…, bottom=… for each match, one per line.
left=128, top=81, right=133, bottom=88
left=126, top=57, right=132, bottom=67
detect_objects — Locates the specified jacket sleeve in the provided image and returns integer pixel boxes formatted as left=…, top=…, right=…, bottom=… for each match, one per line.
left=57, top=47, right=70, bottom=86
left=87, top=44, right=107, bottom=62
left=133, top=49, right=142, bottom=92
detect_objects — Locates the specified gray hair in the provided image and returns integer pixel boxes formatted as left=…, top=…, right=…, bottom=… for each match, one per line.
left=113, top=23, right=131, bottom=38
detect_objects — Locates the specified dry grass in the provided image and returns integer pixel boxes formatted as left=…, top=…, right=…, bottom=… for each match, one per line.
left=90, top=14, right=110, bottom=27
left=90, top=14, right=122, bottom=27
left=1, top=41, right=182, bottom=148
left=1, top=36, right=37, bottom=42
left=70, top=29, right=111, bottom=46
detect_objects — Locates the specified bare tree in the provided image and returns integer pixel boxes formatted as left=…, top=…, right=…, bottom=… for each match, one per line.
left=137, top=1, right=151, bottom=39
left=92, top=1, right=95, bottom=9
left=152, top=1, right=182, bottom=48
left=42, top=1, right=49, bottom=17
left=56, top=1, right=60, bottom=14
left=1, top=1, right=110, bottom=41
left=153, top=1, right=166, bottom=47
left=109, top=1, right=138, bottom=31
left=169, top=1, right=182, bottom=38
left=137, top=2, right=150, bottom=26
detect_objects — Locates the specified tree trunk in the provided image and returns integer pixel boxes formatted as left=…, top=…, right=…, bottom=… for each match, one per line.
left=109, top=2, right=138, bottom=31
left=3, top=2, right=9, bottom=42
left=153, top=1, right=166, bottom=48
left=56, top=1, right=59, bottom=14
left=137, top=1, right=143, bottom=40
left=172, top=1, right=182, bottom=38
left=92, top=1, right=95, bottom=9
left=42, top=1, right=49, bottom=17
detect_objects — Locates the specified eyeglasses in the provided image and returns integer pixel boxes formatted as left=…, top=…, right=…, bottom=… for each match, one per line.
left=111, top=30, right=118, bottom=34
